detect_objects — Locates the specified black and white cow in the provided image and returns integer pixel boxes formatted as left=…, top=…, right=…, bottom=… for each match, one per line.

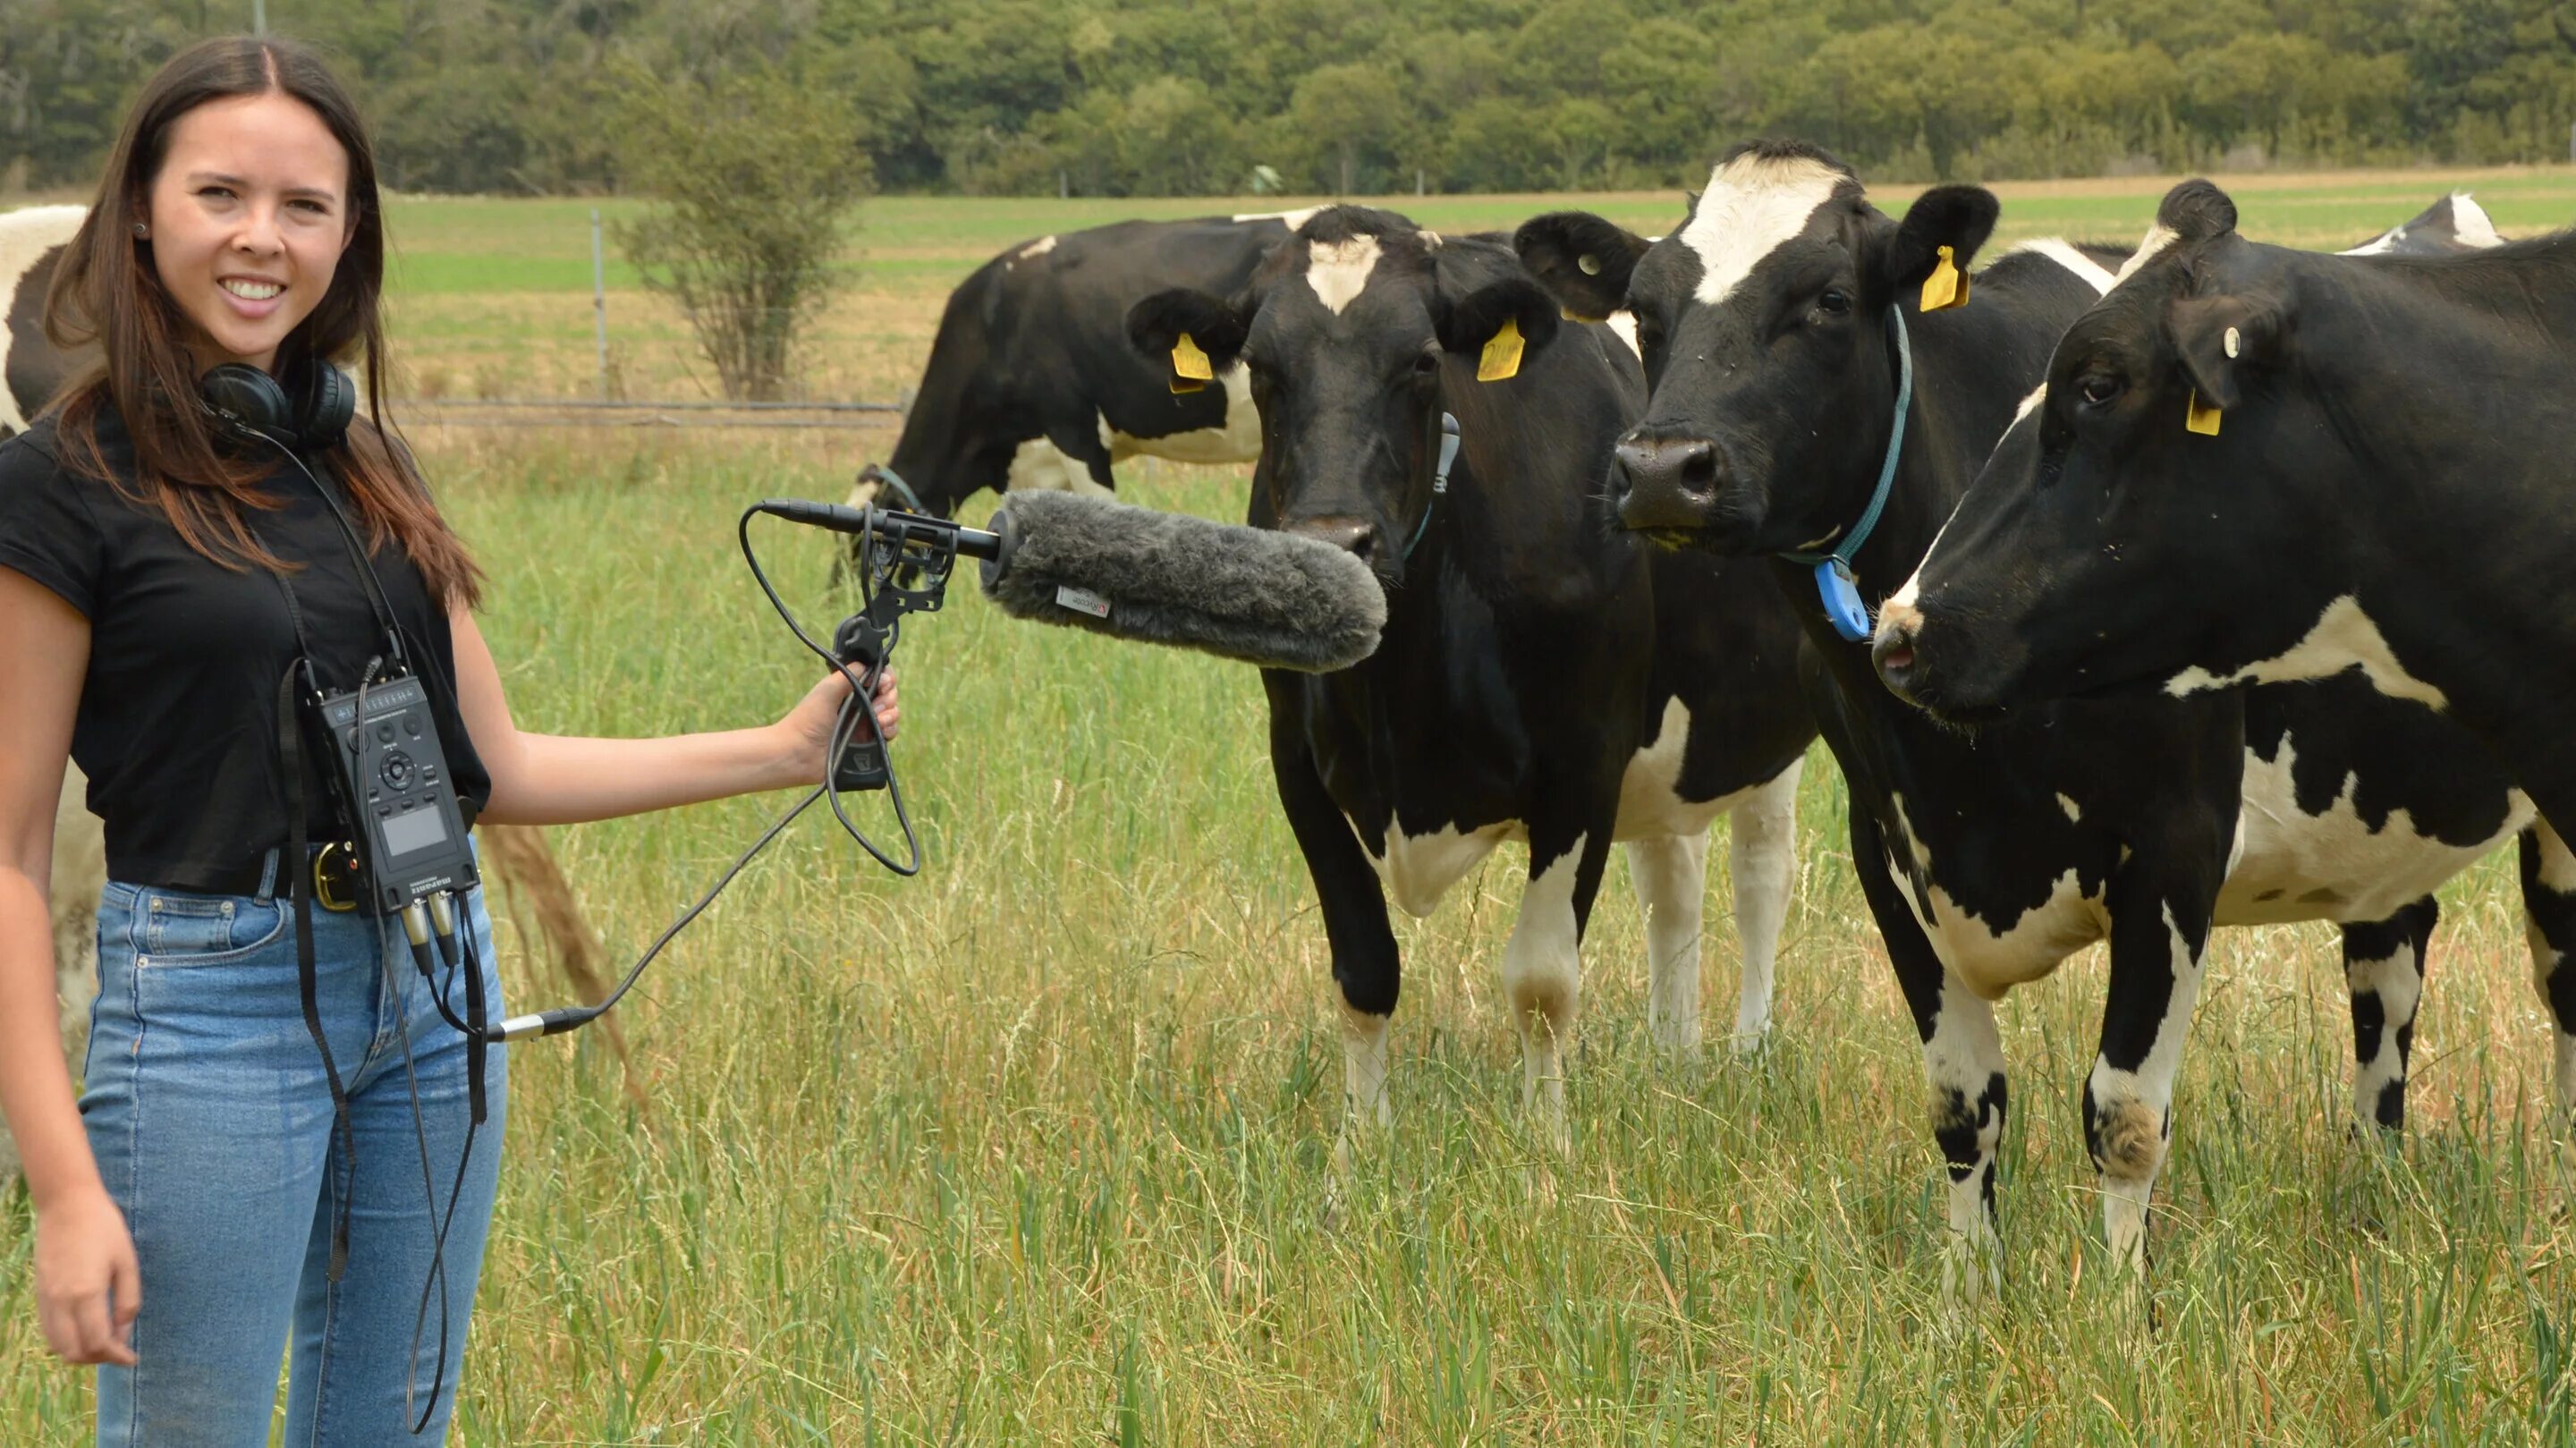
left=1874, top=181, right=2576, bottom=1154
left=852, top=209, right=1344, bottom=519
left=1126, top=208, right=1815, bottom=1155
left=1517, top=142, right=2539, bottom=1296
left=2343, top=191, right=2503, bottom=257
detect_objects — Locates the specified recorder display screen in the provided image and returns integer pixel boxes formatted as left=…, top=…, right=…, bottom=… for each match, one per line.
left=381, top=808, right=449, bottom=857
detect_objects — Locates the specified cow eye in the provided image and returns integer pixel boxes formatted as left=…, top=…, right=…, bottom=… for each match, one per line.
left=1413, top=351, right=1441, bottom=377
left=2076, top=373, right=2123, bottom=407
left=1817, top=289, right=1851, bottom=317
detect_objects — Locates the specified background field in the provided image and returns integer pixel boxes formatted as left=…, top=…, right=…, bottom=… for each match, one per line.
left=4, top=174, right=2576, bottom=1443
left=376, top=165, right=2576, bottom=404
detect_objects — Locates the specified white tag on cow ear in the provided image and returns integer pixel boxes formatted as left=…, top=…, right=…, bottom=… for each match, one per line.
left=1478, top=317, right=1524, bottom=382
left=1170, top=332, right=1213, bottom=394
left=1921, top=245, right=1969, bottom=311
left=1577, top=254, right=1602, bottom=275
left=2184, top=390, right=2223, bottom=436
left=2224, top=326, right=2242, bottom=359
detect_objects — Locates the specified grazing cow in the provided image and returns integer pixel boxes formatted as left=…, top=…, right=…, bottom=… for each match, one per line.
left=852, top=209, right=1336, bottom=518
left=1517, top=142, right=2538, bottom=1297
left=2343, top=191, right=2502, bottom=257
left=1126, top=207, right=1816, bottom=1157
left=0, top=207, right=641, bottom=1183
left=1873, top=180, right=2576, bottom=1149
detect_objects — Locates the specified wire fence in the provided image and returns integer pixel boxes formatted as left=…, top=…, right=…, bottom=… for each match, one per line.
left=405, top=397, right=907, bottom=430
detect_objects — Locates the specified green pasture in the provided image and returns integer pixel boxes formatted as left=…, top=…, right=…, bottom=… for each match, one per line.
left=8, top=432, right=2572, bottom=1443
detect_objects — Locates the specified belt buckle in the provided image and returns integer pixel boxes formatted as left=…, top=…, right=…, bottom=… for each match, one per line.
left=312, top=842, right=360, bottom=913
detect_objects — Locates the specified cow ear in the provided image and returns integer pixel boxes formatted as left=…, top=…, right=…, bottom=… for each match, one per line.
left=2155, top=179, right=2240, bottom=245
left=1877, top=185, right=2000, bottom=308
left=1513, top=212, right=1647, bottom=321
left=1127, top=289, right=1249, bottom=381
left=1433, top=276, right=1563, bottom=381
left=2168, top=292, right=2278, bottom=416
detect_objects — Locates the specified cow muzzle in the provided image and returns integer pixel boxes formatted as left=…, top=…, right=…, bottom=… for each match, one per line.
left=1281, top=514, right=1384, bottom=572
left=1610, top=430, right=1733, bottom=542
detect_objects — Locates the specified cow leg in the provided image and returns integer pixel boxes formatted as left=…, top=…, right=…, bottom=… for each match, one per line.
left=1262, top=702, right=1401, bottom=1190
left=2088, top=866, right=2217, bottom=1276
left=1726, top=756, right=1804, bottom=1050
left=2341, top=896, right=2436, bottom=1132
left=1849, top=804, right=2005, bottom=1304
left=1504, top=831, right=1610, bottom=1152
left=1624, top=834, right=1707, bottom=1055
left=2520, top=821, right=2576, bottom=1186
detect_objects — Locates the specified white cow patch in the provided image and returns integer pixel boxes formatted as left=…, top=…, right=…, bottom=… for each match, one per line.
left=2216, top=738, right=2529, bottom=926
left=1678, top=152, right=1847, bottom=307
left=1610, top=697, right=1765, bottom=841
left=2113, top=223, right=2181, bottom=285
left=2007, top=238, right=2117, bottom=296
left=1014, top=234, right=1058, bottom=262
left=1233, top=206, right=1326, bottom=232
left=1306, top=235, right=1381, bottom=316
left=2164, top=595, right=2447, bottom=709
left=2012, top=381, right=2048, bottom=425
left=1347, top=815, right=1518, bottom=919
left=2450, top=193, right=2502, bottom=249
left=1097, top=364, right=1261, bottom=468
left=1004, top=436, right=1113, bottom=497
left=1885, top=792, right=2108, bottom=999
left=1604, top=310, right=1640, bottom=360
left=0, top=205, right=87, bottom=434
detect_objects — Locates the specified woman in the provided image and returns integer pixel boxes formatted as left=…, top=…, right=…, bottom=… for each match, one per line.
left=0, top=37, right=894, bottom=1443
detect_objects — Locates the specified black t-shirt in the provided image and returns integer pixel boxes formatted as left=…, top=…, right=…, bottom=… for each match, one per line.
left=0, top=405, right=489, bottom=889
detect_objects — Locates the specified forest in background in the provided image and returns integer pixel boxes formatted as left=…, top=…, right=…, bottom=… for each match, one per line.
left=5, top=0, right=2574, bottom=197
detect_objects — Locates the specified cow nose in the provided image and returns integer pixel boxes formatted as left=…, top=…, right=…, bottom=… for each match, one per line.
left=1285, top=516, right=1379, bottom=566
left=1611, top=435, right=1724, bottom=530
left=1872, top=612, right=1926, bottom=701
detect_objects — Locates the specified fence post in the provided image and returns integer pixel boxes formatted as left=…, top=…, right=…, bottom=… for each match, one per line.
left=590, top=208, right=610, bottom=401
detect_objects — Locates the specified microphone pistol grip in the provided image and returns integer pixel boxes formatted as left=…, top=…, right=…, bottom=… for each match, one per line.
left=830, top=614, right=892, bottom=792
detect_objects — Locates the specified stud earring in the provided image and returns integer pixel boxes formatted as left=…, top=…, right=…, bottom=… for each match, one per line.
left=132, top=222, right=149, bottom=239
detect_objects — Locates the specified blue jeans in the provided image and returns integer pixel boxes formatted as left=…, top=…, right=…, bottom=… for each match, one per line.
left=80, top=867, right=507, bottom=1446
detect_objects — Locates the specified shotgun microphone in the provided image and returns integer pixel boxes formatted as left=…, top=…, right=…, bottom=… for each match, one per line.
left=760, top=493, right=1387, bottom=673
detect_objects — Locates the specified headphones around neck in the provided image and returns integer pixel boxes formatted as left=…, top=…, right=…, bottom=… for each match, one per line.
left=199, top=360, right=357, bottom=451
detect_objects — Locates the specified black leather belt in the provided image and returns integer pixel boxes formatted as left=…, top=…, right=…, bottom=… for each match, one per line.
left=169, top=842, right=363, bottom=910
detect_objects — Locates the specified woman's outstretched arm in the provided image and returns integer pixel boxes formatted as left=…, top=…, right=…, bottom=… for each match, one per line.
left=450, top=606, right=900, bottom=828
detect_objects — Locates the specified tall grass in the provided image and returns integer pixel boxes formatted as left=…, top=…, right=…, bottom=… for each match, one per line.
left=6, top=430, right=2568, bottom=1443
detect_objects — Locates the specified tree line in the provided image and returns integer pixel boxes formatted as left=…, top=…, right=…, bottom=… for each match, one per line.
left=7, top=0, right=2574, bottom=197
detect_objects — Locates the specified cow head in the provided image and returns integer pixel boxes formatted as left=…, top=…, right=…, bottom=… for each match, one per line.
left=1126, top=207, right=1560, bottom=585
left=1871, top=181, right=2334, bottom=718
left=1516, top=140, right=1996, bottom=555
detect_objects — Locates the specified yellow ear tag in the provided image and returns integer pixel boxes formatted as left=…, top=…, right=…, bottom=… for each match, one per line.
left=1170, top=332, right=1212, bottom=394
left=1478, top=316, right=1524, bottom=382
left=1920, top=245, right=1969, bottom=311
left=2184, top=390, right=2223, bottom=436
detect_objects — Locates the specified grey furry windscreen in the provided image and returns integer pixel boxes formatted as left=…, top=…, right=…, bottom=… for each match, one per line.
left=978, top=491, right=1387, bottom=673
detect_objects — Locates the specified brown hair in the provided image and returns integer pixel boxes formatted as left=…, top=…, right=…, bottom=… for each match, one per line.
left=43, top=35, right=482, bottom=608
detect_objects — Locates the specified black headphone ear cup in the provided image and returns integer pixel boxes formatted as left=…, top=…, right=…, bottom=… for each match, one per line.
left=301, top=362, right=355, bottom=448
left=199, top=363, right=292, bottom=441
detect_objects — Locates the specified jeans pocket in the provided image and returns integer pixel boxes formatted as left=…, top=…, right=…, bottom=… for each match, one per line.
left=137, top=890, right=289, bottom=965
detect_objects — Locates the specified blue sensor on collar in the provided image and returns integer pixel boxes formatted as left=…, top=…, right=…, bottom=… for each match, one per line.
left=1814, top=560, right=1871, bottom=642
